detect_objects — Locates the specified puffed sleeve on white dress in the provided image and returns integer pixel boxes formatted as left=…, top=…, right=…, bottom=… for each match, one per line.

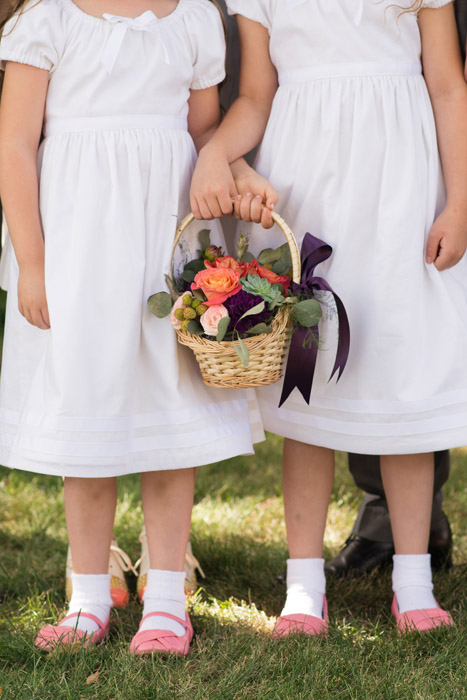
left=185, top=0, right=226, bottom=90
left=0, top=0, right=64, bottom=72
left=225, top=0, right=272, bottom=31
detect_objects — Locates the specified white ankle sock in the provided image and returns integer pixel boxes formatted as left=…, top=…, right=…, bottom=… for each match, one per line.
left=281, top=558, right=326, bottom=620
left=140, top=569, right=187, bottom=637
left=392, top=554, right=437, bottom=613
left=67, top=573, right=113, bottom=634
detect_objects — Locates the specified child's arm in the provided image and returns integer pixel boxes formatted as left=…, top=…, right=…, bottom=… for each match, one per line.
left=420, top=4, right=467, bottom=270
left=0, top=62, right=50, bottom=328
left=188, top=84, right=238, bottom=220
left=190, top=16, right=278, bottom=226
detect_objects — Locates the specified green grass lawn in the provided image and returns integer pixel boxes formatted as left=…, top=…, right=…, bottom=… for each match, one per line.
left=0, top=444, right=465, bottom=699
left=0, top=287, right=465, bottom=699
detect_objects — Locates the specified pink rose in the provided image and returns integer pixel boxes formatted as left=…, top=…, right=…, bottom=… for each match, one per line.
left=169, top=293, right=192, bottom=329
left=200, top=304, right=229, bottom=337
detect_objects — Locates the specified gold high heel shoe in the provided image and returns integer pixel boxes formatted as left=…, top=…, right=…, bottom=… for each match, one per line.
left=135, top=527, right=205, bottom=601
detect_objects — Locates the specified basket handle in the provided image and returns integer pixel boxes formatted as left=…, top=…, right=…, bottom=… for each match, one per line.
left=170, top=211, right=302, bottom=284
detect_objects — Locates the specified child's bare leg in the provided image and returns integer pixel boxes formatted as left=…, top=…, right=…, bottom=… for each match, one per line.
left=62, top=477, right=117, bottom=632
left=283, top=440, right=335, bottom=557
left=380, top=453, right=433, bottom=553
left=381, top=453, right=438, bottom=612
left=139, top=468, right=196, bottom=635
left=281, top=439, right=334, bottom=619
left=65, top=477, right=117, bottom=572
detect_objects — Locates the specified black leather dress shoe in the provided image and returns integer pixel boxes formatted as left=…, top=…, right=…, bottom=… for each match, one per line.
left=324, top=511, right=453, bottom=578
left=324, top=535, right=394, bottom=577
left=428, top=510, right=453, bottom=571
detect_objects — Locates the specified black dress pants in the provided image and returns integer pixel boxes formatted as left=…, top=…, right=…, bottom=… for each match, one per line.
left=455, top=0, right=467, bottom=60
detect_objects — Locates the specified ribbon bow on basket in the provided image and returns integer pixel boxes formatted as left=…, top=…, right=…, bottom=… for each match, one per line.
left=279, top=233, right=351, bottom=406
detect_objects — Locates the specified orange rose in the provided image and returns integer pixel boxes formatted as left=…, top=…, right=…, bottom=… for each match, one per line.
left=249, top=261, right=291, bottom=293
left=205, top=256, right=250, bottom=277
left=192, top=267, right=242, bottom=306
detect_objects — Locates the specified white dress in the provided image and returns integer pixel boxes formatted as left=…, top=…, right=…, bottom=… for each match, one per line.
left=0, top=0, right=264, bottom=478
left=227, top=0, right=467, bottom=454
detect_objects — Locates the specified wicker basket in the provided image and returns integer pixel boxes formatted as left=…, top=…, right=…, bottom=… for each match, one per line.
left=172, top=211, right=301, bottom=389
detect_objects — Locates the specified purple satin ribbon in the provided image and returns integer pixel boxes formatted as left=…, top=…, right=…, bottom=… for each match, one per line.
left=279, top=232, right=350, bottom=407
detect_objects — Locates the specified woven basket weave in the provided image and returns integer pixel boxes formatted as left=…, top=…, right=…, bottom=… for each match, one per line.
left=172, top=212, right=301, bottom=389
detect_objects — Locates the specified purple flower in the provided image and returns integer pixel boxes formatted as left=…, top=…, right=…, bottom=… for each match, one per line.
left=291, top=281, right=318, bottom=298
left=224, top=290, right=272, bottom=334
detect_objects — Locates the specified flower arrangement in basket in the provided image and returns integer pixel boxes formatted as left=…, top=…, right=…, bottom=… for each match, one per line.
left=148, top=212, right=328, bottom=390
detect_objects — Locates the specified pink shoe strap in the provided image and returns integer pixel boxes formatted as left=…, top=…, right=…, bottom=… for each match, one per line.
left=392, top=595, right=446, bottom=617
left=133, top=628, right=183, bottom=645
left=139, top=611, right=189, bottom=630
left=61, top=612, right=108, bottom=632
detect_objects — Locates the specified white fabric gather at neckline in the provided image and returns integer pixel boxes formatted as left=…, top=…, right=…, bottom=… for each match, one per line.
left=101, top=11, right=174, bottom=73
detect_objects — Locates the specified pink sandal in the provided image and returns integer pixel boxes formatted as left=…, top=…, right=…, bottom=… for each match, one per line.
left=130, top=611, right=193, bottom=656
left=391, top=595, right=454, bottom=634
left=34, top=612, right=110, bottom=651
left=272, top=596, right=329, bottom=638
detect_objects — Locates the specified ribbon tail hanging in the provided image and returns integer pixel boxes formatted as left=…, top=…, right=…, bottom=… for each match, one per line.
left=279, top=231, right=351, bottom=407
left=279, top=325, right=319, bottom=407
left=329, top=292, right=351, bottom=381
left=100, top=22, right=128, bottom=74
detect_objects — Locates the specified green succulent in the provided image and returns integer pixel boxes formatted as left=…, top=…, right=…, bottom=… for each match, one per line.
left=240, top=274, right=284, bottom=304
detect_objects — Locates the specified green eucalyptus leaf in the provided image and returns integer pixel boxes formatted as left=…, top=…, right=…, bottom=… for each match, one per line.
left=198, top=229, right=211, bottom=250
left=292, top=299, right=323, bottom=328
left=187, top=320, right=204, bottom=335
left=258, top=247, right=281, bottom=265
left=268, top=288, right=283, bottom=311
left=237, top=301, right=265, bottom=322
left=246, top=323, right=273, bottom=335
left=240, top=251, right=255, bottom=263
left=216, top=315, right=231, bottom=343
left=272, top=260, right=287, bottom=275
left=184, top=259, right=205, bottom=273
left=272, top=244, right=292, bottom=275
left=148, top=292, right=173, bottom=318
left=233, top=338, right=250, bottom=367
left=181, top=269, right=196, bottom=283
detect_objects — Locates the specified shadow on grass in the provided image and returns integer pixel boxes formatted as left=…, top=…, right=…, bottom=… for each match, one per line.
left=0, top=529, right=67, bottom=601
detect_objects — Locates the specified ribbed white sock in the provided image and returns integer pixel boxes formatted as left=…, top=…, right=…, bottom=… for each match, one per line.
left=392, top=554, right=437, bottom=613
left=67, top=573, right=113, bottom=634
left=281, top=558, right=326, bottom=620
left=140, top=569, right=187, bottom=637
